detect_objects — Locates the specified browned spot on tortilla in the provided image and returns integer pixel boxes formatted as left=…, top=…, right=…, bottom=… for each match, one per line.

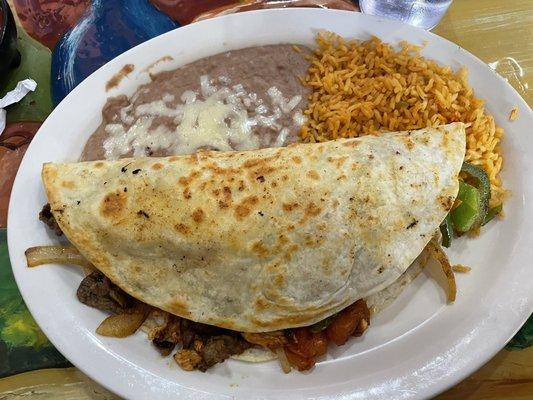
left=343, top=140, right=361, bottom=148
left=183, top=187, right=191, bottom=199
left=234, top=195, right=259, bottom=220
left=332, top=199, right=340, bottom=208
left=306, top=170, right=320, bottom=180
left=281, top=175, right=289, bottom=181
left=438, top=195, right=454, bottom=211
left=433, top=170, right=440, bottom=185
left=277, top=234, right=289, bottom=246
left=271, top=181, right=278, bottom=188
left=442, top=130, right=450, bottom=148
left=317, top=222, right=328, bottom=232
left=237, top=180, right=246, bottom=192
left=178, top=171, right=200, bottom=186
left=327, top=155, right=348, bottom=167
left=336, top=174, right=347, bottom=181
left=192, top=208, right=204, bottom=223
left=243, top=154, right=278, bottom=169
left=272, top=234, right=290, bottom=253
left=282, top=202, right=299, bottom=212
left=184, top=155, right=197, bottom=165
left=336, top=156, right=347, bottom=165
left=152, top=163, right=163, bottom=170
left=61, top=180, right=76, bottom=189
left=274, top=275, right=284, bottom=288
left=404, top=137, right=415, bottom=150
left=305, top=202, right=321, bottom=217
left=255, top=298, right=269, bottom=311
left=106, top=64, right=134, bottom=91
left=321, top=259, right=331, bottom=272
left=305, top=234, right=323, bottom=248
left=95, top=162, right=104, bottom=168
left=213, top=186, right=232, bottom=208
left=174, top=223, right=191, bottom=235
left=204, top=162, right=240, bottom=175
left=291, top=156, right=302, bottom=164
left=219, top=186, right=233, bottom=208
left=100, top=190, right=127, bottom=218
left=251, top=241, right=268, bottom=257
left=168, top=298, right=192, bottom=317
left=169, top=156, right=179, bottom=162
left=254, top=166, right=277, bottom=178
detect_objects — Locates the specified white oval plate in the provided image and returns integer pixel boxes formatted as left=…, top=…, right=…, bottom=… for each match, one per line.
left=7, top=8, right=533, bottom=400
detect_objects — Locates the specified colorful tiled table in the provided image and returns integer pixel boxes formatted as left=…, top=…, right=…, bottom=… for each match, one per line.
left=0, top=1, right=531, bottom=398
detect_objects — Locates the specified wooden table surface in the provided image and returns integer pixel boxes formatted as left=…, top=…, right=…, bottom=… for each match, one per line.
left=433, top=1, right=533, bottom=396
left=0, top=0, right=531, bottom=399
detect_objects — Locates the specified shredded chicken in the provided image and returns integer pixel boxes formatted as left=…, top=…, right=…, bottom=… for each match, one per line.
left=174, top=349, right=203, bottom=371
left=150, top=315, right=181, bottom=356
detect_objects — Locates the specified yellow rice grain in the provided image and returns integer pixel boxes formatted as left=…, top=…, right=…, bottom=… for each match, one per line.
left=301, top=32, right=505, bottom=206
left=452, top=264, right=471, bottom=273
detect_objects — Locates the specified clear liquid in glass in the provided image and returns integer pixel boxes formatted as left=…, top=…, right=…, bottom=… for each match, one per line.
left=359, top=0, right=453, bottom=30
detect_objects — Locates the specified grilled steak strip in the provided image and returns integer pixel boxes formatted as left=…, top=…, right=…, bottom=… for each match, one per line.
left=77, top=271, right=134, bottom=314
left=39, top=203, right=63, bottom=236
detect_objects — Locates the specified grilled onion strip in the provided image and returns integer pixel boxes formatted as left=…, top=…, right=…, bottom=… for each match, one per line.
left=25, top=245, right=93, bottom=269
left=426, top=241, right=457, bottom=303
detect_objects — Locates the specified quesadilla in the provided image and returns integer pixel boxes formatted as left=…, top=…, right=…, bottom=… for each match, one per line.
left=28, top=123, right=465, bottom=371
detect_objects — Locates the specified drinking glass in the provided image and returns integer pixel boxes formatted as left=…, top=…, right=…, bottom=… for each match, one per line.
left=359, top=0, right=453, bottom=30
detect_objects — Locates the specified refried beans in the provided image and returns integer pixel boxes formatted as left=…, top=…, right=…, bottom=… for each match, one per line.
left=81, top=45, right=311, bottom=161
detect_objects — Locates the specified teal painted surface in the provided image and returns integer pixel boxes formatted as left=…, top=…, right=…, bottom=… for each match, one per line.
left=0, top=229, right=70, bottom=378
left=506, top=314, right=533, bottom=350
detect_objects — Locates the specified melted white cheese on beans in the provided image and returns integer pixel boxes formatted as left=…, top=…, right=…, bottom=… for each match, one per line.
left=102, top=75, right=306, bottom=160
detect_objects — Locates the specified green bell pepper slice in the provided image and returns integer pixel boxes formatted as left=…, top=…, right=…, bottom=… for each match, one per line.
left=451, top=181, right=481, bottom=233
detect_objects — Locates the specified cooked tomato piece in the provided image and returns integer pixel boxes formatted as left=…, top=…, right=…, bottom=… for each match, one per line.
left=284, top=348, right=315, bottom=371
left=311, top=331, right=328, bottom=357
left=326, top=300, right=370, bottom=346
left=287, top=328, right=328, bottom=358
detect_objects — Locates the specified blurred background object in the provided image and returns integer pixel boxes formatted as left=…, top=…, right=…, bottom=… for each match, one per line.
left=12, top=0, right=90, bottom=49
left=50, top=0, right=179, bottom=104
left=187, top=0, right=358, bottom=23
left=360, top=0, right=453, bottom=30
left=0, top=0, right=21, bottom=80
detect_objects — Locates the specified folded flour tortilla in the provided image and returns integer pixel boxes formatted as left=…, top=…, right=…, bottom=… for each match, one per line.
left=42, top=123, right=465, bottom=332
